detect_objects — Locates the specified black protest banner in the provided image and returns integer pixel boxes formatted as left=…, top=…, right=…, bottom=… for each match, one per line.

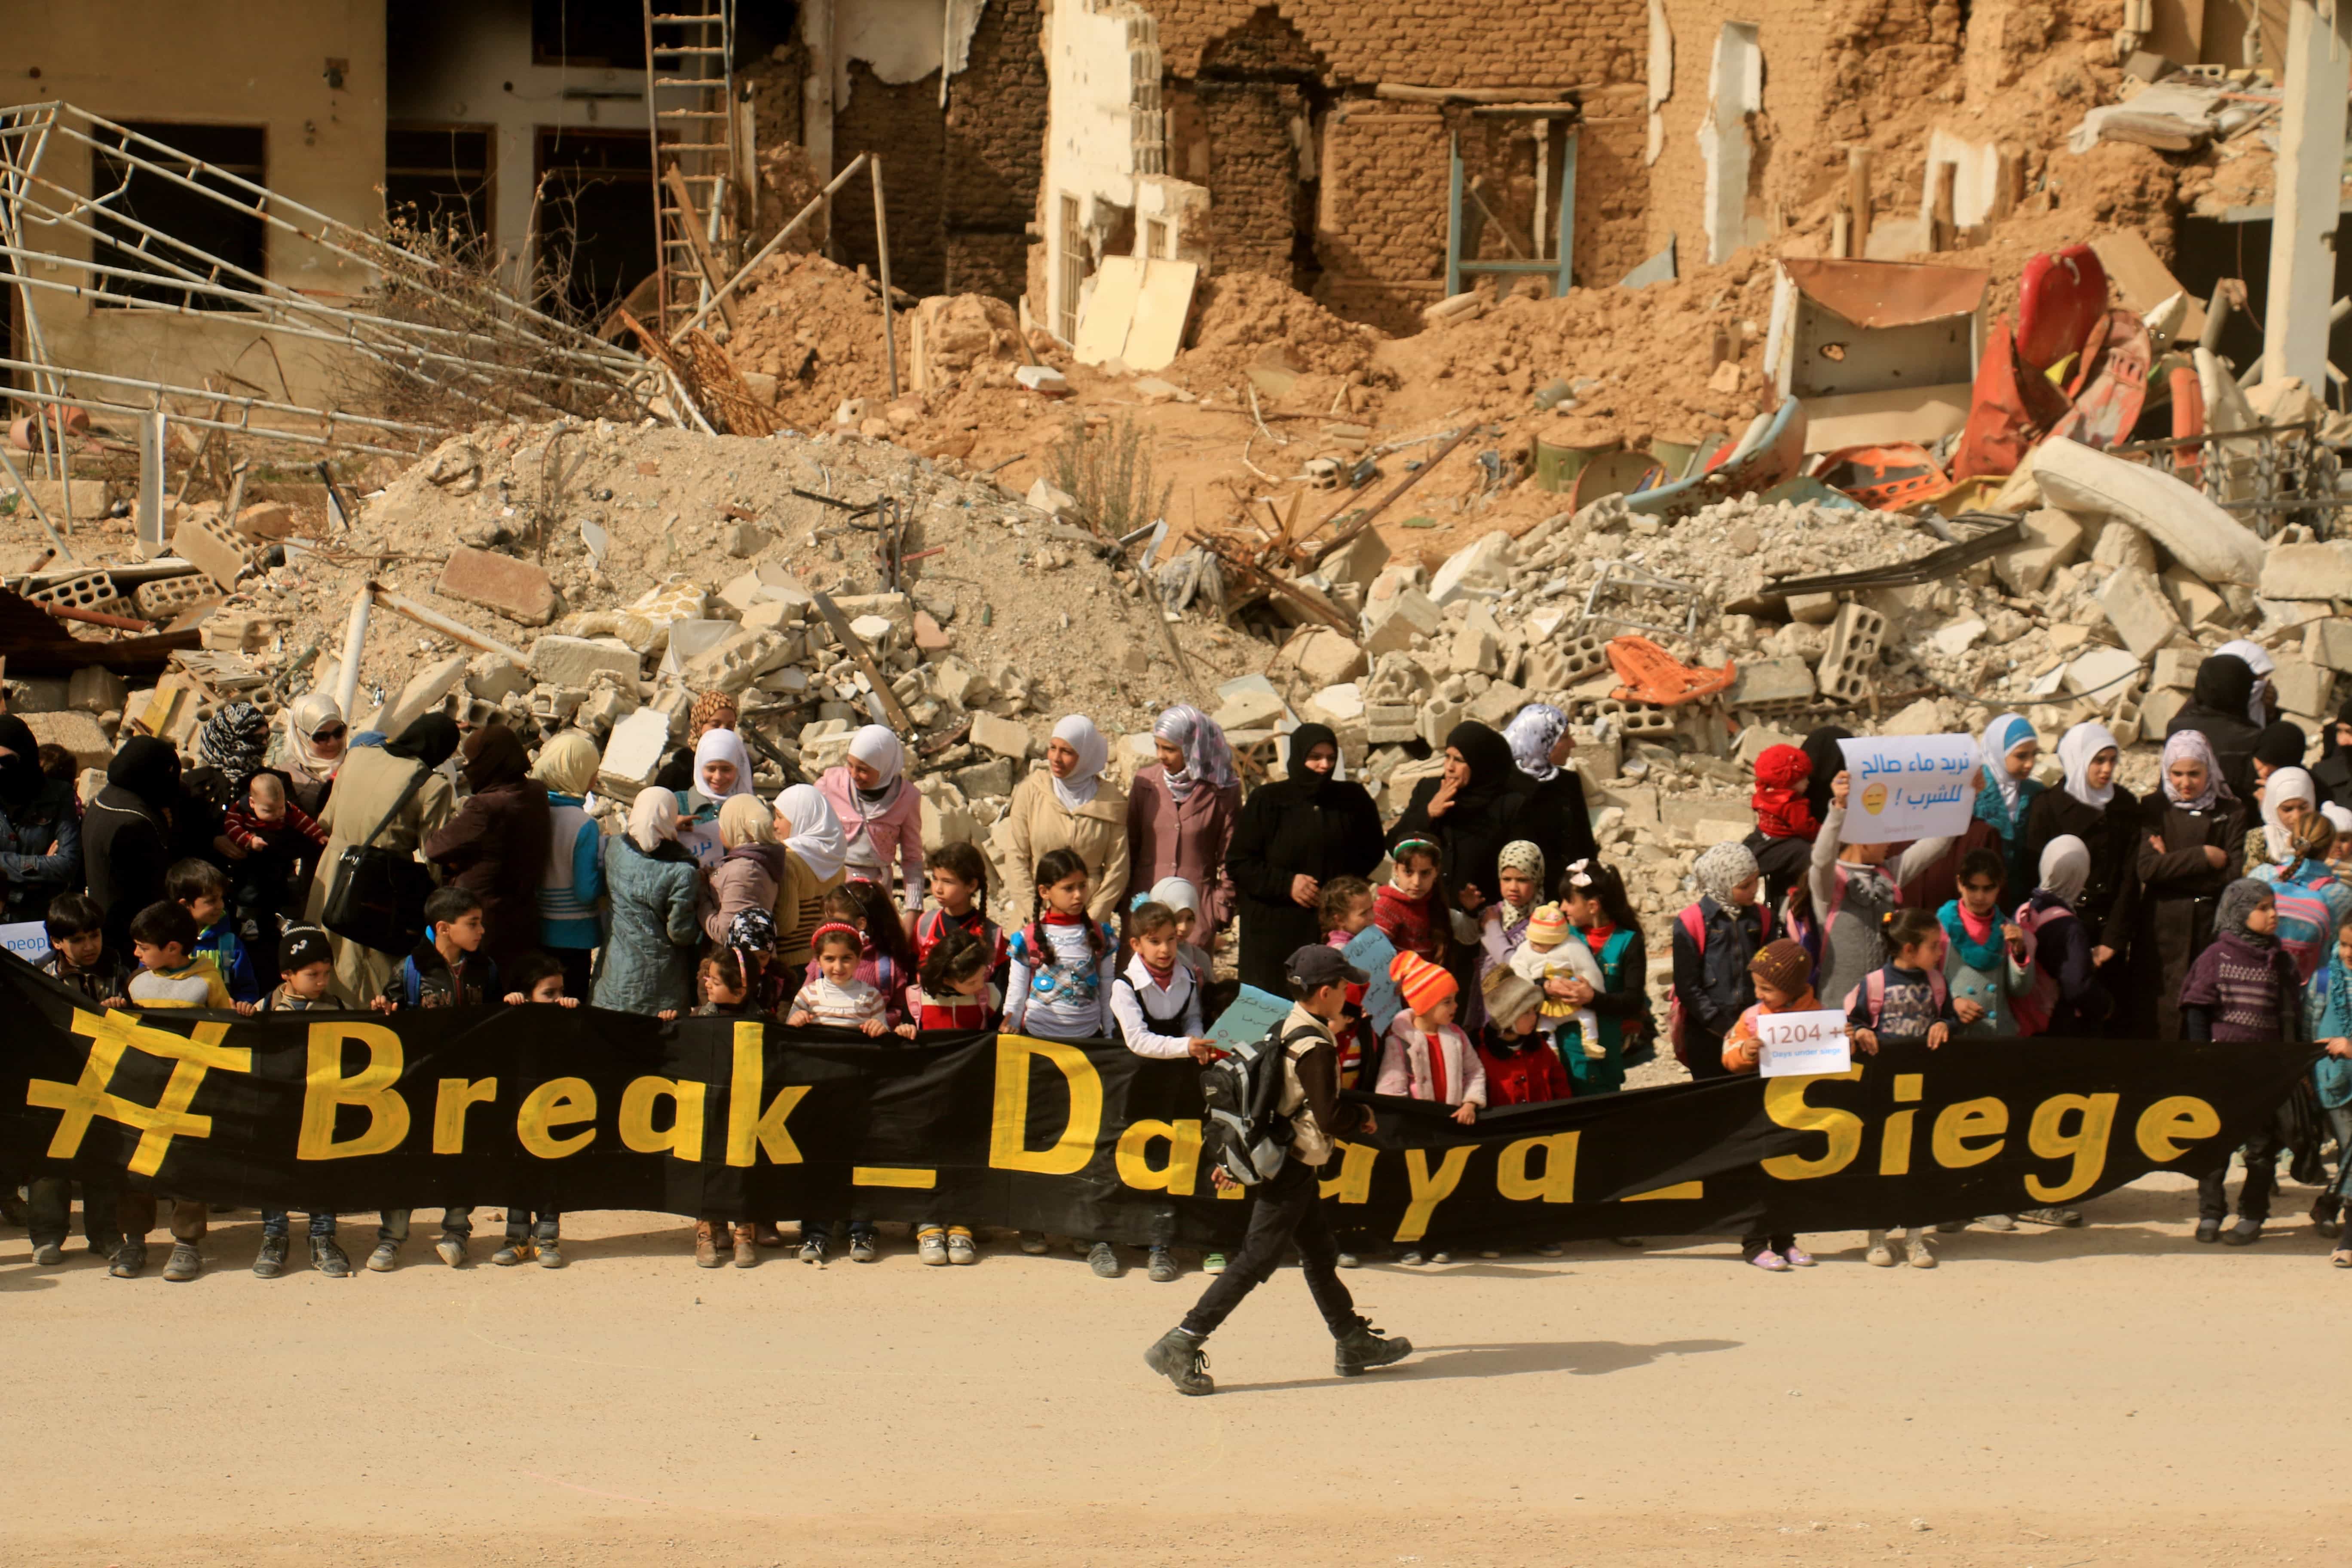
left=0, top=956, right=2312, bottom=1247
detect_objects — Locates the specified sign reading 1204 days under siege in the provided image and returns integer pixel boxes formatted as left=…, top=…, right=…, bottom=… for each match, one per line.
left=0, top=957, right=2312, bottom=1250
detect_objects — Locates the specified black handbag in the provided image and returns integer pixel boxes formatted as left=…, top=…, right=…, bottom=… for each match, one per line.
left=320, top=763, right=438, bottom=955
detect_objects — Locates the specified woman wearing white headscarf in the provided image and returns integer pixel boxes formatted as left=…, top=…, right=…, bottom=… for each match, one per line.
left=674, top=728, right=753, bottom=870
left=816, top=724, right=925, bottom=934
left=1125, top=704, right=1241, bottom=926
left=2256, top=764, right=2320, bottom=868
left=1501, top=702, right=1599, bottom=881
left=2129, top=729, right=2251, bottom=1038
left=595, top=788, right=700, bottom=1017
left=771, top=783, right=851, bottom=973
left=2023, top=722, right=2141, bottom=992
left=1005, top=714, right=1130, bottom=923
left=279, top=691, right=348, bottom=817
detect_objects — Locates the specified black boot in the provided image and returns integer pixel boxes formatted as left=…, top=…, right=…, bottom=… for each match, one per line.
left=1334, top=1321, right=1414, bottom=1377
left=2312, top=1194, right=2343, bottom=1239
left=1143, top=1328, right=1214, bottom=1396
left=252, top=1233, right=290, bottom=1279
left=311, top=1236, right=351, bottom=1277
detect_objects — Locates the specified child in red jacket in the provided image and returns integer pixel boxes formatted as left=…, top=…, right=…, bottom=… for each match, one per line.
left=1476, top=967, right=1570, bottom=1106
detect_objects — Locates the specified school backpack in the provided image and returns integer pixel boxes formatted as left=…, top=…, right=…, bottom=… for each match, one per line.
left=1842, top=965, right=1950, bottom=1032
left=1199, top=1019, right=1324, bottom=1187
left=2268, top=867, right=2338, bottom=985
left=2006, top=900, right=2063, bottom=1037
left=1666, top=900, right=1773, bottom=1066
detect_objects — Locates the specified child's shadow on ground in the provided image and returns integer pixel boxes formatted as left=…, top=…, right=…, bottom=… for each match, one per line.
left=1220, top=1336, right=1739, bottom=1394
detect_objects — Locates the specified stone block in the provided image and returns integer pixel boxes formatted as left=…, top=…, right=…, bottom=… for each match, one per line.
left=379, top=655, right=469, bottom=737
left=722, top=520, right=769, bottom=558
left=1418, top=694, right=1469, bottom=750
left=1732, top=725, right=1800, bottom=766
left=438, top=546, right=559, bottom=627
left=1284, top=627, right=1369, bottom=688
left=1365, top=703, right=1420, bottom=744
left=2098, top=565, right=2181, bottom=660
left=1571, top=731, right=1623, bottom=781
left=2063, top=644, right=2142, bottom=698
left=1362, top=585, right=1443, bottom=657
left=1466, top=680, right=1527, bottom=729
left=645, top=684, right=692, bottom=740
left=950, top=756, right=1016, bottom=799
left=1786, top=592, right=1840, bottom=625
left=577, top=685, right=639, bottom=732
left=2272, top=655, right=2334, bottom=719
left=465, top=651, right=531, bottom=702
left=833, top=592, right=914, bottom=634
left=199, top=611, right=270, bottom=653
left=2308, top=617, right=2352, bottom=674
left=1304, top=683, right=1364, bottom=723
left=67, top=666, right=127, bottom=715
left=12, top=478, right=107, bottom=518
left=1881, top=697, right=1948, bottom=736
left=849, top=613, right=896, bottom=649
left=1927, top=618, right=1987, bottom=658
left=1992, top=508, right=2086, bottom=595
left=2142, top=685, right=2189, bottom=735
left=2151, top=646, right=2202, bottom=689
left=2161, top=564, right=2226, bottom=629
left=233, top=500, right=299, bottom=540
left=1216, top=687, right=1289, bottom=734
left=2091, top=521, right=2159, bottom=573
left=24, top=709, right=111, bottom=771
left=969, top=711, right=1032, bottom=760
left=529, top=634, right=640, bottom=688
left=2260, top=539, right=2352, bottom=601
left=1449, top=618, right=1501, bottom=677
left=597, top=707, right=672, bottom=793
left=1429, top=530, right=1516, bottom=606
left=1321, top=527, right=1390, bottom=589
left=1728, top=657, right=1816, bottom=708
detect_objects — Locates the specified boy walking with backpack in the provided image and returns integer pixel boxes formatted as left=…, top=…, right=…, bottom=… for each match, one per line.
left=1144, top=945, right=1414, bottom=1396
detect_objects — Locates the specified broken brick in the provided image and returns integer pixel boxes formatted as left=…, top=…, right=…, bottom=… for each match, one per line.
left=437, top=546, right=559, bottom=628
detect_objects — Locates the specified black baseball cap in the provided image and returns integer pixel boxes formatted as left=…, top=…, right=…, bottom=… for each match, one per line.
left=280, top=926, right=333, bottom=974
left=1286, top=945, right=1368, bottom=989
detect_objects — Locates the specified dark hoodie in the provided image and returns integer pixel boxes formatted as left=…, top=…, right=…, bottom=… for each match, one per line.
left=421, top=726, right=551, bottom=969
left=0, top=713, right=79, bottom=922
left=2168, top=656, right=2263, bottom=803
left=83, top=735, right=180, bottom=951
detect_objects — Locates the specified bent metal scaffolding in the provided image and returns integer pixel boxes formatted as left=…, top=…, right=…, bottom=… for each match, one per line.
left=0, top=103, right=666, bottom=496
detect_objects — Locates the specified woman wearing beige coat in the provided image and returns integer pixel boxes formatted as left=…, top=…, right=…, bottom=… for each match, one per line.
left=306, top=714, right=459, bottom=1001
left=1002, top=715, right=1129, bottom=924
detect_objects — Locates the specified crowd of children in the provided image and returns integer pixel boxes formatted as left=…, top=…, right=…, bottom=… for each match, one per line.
left=13, top=659, right=2352, bottom=1286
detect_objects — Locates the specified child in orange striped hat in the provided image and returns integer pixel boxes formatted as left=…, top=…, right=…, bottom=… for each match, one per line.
left=1375, top=951, right=1485, bottom=1265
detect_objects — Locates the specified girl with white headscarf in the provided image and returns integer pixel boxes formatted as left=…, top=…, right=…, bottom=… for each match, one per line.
left=279, top=691, right=348, bottom=816
left=674, top=728, right=754, bottom=869
left=2258, top=765, right=2319, bottom=864
left=817, top=723, right=925, bottom=928
left=1971, top=713, right=2044, bottom=893
left=2022, top=720, right=2141, bottom=985
left=2128, top=729, right=2252, bottom=1038
left=770, top=783, right=852, bottom=971
left=1127, top=707, right=1241, bottom=926
left=1008, top=714, right=1130, bottom=924
left=594, top=786, right=700, bottom=1017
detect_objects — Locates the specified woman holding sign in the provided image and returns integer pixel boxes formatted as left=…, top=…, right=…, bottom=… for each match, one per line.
left=2130, top=730, right=2249, bottom=1039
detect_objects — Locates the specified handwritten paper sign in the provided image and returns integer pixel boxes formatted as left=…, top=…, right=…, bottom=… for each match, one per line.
left=1755, top=1008, right=1853, bottom=1078
left=1836, top=734, right=1980, bottom=844
left=0, top=921, right=49, bottom=965
left=1206, top=984, right=1295, bottom=1056
left=1342, top=925, right=1405, bottom=1035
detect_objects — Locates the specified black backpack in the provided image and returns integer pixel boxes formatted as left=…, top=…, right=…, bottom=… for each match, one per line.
left=1200, top=1020, right=1323, bottom=1187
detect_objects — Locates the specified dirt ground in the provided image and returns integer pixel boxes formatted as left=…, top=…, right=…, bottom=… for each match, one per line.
left=4, top=1169, right=2346, bottom=1568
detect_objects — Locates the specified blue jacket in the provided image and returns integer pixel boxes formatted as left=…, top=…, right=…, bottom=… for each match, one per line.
left=195, top=918, right=261, bottom=1004
left=537, top=791, right=606, bottom=951
left=0, top=778, right=80, bottom=923
left=592, top=835, right=699, bottom=1016
left=2303, top=952, right=2352, bottom=1108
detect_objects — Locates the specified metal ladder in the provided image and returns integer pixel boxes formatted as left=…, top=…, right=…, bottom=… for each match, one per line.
left=642, top=0, right=736, bottom=336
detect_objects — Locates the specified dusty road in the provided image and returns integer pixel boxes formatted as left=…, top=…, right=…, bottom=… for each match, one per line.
left=4, top=1170, right=2344, bottom=1568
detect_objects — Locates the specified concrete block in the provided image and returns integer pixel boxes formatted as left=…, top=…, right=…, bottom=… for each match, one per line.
left=1365, top=703, right=1420, bottom=744
left=2063, top=644, right=2142, bottom=698
left=1733, top=725, right=1800, bottom=766
left=1786, top=592, right=1840, bottom=625
left=597, top=707, right=672, bottom=793
left=1571, top=731, right=1623, bottom=781
left=2306, top=617, right=2352, bottom=675
left=2151, top=646, right=2202, bottom=689
left=1729, top=657, right=1817, bottom=707
left=1881, top=697, right=1948, bottom=736
left=1449, top=619, right=1501, bottom=677
left=1418, top=694, right=1469, bottom=750
left=464, top=652, right=531, bottom=702
left=2090, top=522, right=2158, bottom=573
left=1815, top=603, right=1887, bottom=704
left=1466, top=680, right=1527, bottom=729
left=23, top=709, right=111, bottom=771
left=645, top=684, right=692, bottom=741
left=577, top=685, right=639, bottom=733
left=67, top=666, right=127, bottom=715
left=1283, top=627, right=1368, bottom=687
left=969, top=712, right=1032, bottom=761
left=1928, top=618, right=1988, bottom=659
left=130, top=573, right=220, bottom=621
left=1429, top=530, right=1516, bottom=606
left=1362, top=585, right=1443, bottom=657
left=1520, top=629, right=1612, bottom=693
left=438, top=546, right=559, bottom=627
left=168, top=509, right=256, bottom=592
left=529, top=634, right=640, bottom=688
left=2142, top=685, right=2189, bottom=735
left=681, top=630, right=787, bottom=696
left=1304, top=682, right=1364, bottom=724
left=233, top=500, right=299, bottom=540
left=1216, top=688, right=1289, bottom=733
left=2098, top=565, right=2182, bottom=660
left=11, top=478, right=107, bottom=518
left=950, top=756, right=1016, bottom=798
left=1321, top=527, right=1390, bottom=589
left=2260, top=539, right=2352, bottom=601
left=199, top=611, right=271, bottom=653
left=2272, top=655, right=2334, bottom=719
left=1992, top=509, right=2086, bottom=595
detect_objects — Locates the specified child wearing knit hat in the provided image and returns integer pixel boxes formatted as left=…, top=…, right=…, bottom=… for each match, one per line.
left=1508, top=903, right=1606, bottom=1060
left=1377, top=951, right=1486, bottom=1264
left=1721, top=938, right=1822, bottom=1272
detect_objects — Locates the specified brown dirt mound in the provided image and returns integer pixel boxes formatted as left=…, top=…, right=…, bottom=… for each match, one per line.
left=1179, top=270, right=1386, bottom=380
left=722, top=251, right=900, bottom=428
